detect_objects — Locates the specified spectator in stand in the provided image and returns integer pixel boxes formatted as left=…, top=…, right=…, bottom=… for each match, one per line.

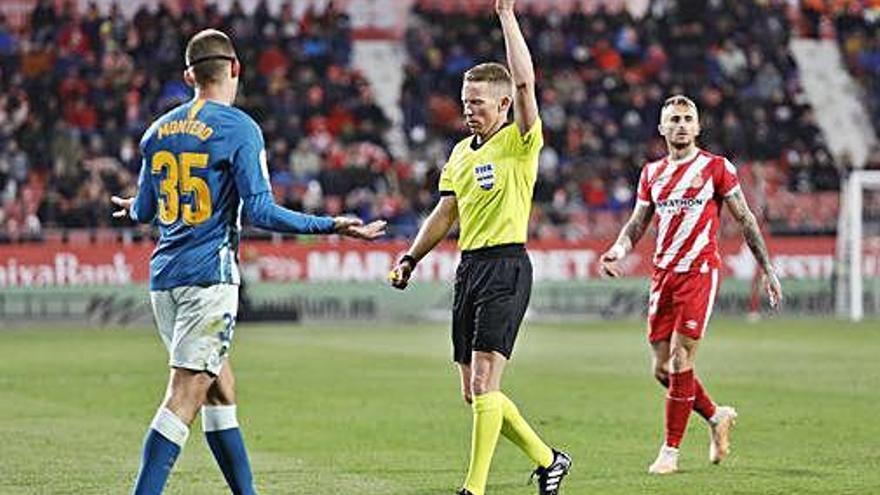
left=0, top=0, right=859, bottom=240
left=401, top=0, right=839, bottom=239
left=830, top=2, right=880, bottom=135
left=0, top=0, right=399, bottom=238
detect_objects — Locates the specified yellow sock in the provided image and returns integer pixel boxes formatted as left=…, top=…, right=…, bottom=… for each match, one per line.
left=499, top=393, right=554, bottom=468
left=463, top=391, right=504, bottom=495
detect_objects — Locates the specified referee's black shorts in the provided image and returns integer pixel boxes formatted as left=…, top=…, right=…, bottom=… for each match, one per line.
left=452, top=243, right=532, bottom=364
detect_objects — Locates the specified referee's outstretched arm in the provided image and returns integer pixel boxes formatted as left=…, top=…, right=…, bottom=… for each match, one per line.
left=389, top=196, right=458, bottom=289
left=497, top=0, right=538, bottom=134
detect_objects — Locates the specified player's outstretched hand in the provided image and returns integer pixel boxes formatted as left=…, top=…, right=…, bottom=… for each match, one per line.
left=495, top=0, right=515, bottom=13
left=763, top=270, right=783, bottom=310
left=334, top=217, right=387, bottom=240
left=388, top=259, right=414, bottom=290
left=110, top=195, right=134, bottom=219
left=599, top=245, right=625, bottom=278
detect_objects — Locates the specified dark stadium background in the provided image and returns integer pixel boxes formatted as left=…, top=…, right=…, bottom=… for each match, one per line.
left=0, top=1, right=878, bottom=494
left=0, top=0, right=877, bottom=323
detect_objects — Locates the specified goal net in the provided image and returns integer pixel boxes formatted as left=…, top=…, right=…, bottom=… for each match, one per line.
left=836, top=170, right=880, bottom=321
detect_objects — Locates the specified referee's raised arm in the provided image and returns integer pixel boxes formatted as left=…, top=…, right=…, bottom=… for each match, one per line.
left=496, top=0, right=538, bottom=134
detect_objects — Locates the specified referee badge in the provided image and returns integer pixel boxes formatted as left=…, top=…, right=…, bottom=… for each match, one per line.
left=474, top=163, right=495, bottom=190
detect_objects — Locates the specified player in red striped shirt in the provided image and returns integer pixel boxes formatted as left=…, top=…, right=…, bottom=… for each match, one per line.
left=600, top=95, right=782, bottom=474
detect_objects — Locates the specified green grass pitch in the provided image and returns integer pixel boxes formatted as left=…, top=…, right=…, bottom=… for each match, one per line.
left=1, top=318, right=878, bottom=494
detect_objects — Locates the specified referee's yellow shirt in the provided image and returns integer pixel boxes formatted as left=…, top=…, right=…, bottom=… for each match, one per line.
left=439, top=119, right=543, bottom=251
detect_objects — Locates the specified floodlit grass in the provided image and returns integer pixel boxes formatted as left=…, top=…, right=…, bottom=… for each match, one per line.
left=1, top=318, right=878, bottom=494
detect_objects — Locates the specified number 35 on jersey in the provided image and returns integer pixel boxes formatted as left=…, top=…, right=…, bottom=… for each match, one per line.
left=151, top=150, right=212, bottom=226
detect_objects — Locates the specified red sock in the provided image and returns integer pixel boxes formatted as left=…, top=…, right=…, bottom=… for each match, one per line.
left=665, top=369, right=695, bottom=449
left=693, top=376, right=716, bottom=421
left=659, top=374, right=716, bottom=421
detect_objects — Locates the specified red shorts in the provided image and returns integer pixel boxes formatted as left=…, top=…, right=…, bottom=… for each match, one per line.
left=647, top=267, right=720, bottom=343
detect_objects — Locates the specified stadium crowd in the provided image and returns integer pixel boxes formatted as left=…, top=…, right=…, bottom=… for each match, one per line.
left=1, top=0, right=874, bottom=242
left=825, top=2, right=880, bottom=133
left=403, top=0, right=848, bottom=239
left=0, top=0, right=400, bottom=241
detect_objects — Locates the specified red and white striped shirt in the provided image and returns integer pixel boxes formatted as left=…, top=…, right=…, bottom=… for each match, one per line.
left=637, top=149, right=740, bottom=273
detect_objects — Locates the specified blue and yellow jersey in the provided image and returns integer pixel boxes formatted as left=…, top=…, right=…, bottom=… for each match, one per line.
left=439, top=119, right=543, bottom=251
left=133, top=98, right=335, bottom=290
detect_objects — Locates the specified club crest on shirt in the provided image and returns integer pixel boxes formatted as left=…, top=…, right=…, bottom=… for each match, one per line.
left=690, top=174, right=705, bottom=189
left=474, top=163, right=495, bottom=190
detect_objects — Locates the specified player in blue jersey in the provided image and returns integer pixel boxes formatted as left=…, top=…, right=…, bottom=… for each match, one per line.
left=110, top=29, right=386, bottom=495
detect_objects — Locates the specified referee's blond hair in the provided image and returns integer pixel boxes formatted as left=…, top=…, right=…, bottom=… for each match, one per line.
left=464, top=62, right=513, bottom=97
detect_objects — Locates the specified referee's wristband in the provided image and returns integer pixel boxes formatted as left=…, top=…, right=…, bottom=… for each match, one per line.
left=400, top=254, right=418, bottom=268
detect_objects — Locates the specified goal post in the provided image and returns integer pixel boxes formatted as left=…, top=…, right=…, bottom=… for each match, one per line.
left=837, top=170, right=880, bottom=321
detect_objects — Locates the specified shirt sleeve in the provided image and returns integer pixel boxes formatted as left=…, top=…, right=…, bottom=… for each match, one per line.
left=242, top=192, right=336, bottom=234
left=438, top=160, right=454, bottom=196
left=512, top=118, right=544, bottom=157
left=232, top=119, right=335, bottom=234
left=636, top=164, right=652, bottom=206
left=130, top=152, right=157, bottom=223
left=231, top=120, right=272, bottom=198
left=716, top=158, right=740, bottom=197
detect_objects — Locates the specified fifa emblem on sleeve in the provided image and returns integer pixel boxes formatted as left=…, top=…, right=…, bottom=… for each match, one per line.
left=474, top=163, right=495, bottom=191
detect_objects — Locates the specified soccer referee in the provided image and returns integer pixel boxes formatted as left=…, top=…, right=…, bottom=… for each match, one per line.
left=389, top=1, right=571, bottom=494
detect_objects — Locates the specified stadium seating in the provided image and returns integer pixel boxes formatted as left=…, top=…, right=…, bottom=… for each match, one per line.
left=402, top=0, right=843, bottom=239
left=825, top=2, right=880, bottom=141
left=0, top=0, right=867, bottom=242
left=0, top=2, right=395, bottom=240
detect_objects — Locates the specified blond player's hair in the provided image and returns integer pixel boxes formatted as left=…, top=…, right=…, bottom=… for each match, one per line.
left=661, top=94, right=699, bottom=120
left=464, top=62, right=513, bottom=97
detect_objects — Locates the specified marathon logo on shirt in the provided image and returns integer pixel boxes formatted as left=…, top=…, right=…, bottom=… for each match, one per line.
left=656, top=197, right=706, bottom=212
left=474, top=163, right=495, bottom=191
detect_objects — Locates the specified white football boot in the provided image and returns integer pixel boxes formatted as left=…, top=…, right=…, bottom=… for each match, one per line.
left=709, top=406, right=738, bottom=464
left=648, top=445, right=679, bottom=474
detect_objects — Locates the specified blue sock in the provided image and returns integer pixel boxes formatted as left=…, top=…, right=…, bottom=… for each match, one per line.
left=203, top=405, right=257, bottom=495
left=132, top=408, right=189, bottom=495
left=206, top=428, right=257, bottom=495
left=132, top=430, right=180, bottom=495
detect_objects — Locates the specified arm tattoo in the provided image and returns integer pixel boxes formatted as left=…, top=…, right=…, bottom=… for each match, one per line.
left=726, top=190, right=774, bottom=273
left=617, top=203, right=654, bottom=250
